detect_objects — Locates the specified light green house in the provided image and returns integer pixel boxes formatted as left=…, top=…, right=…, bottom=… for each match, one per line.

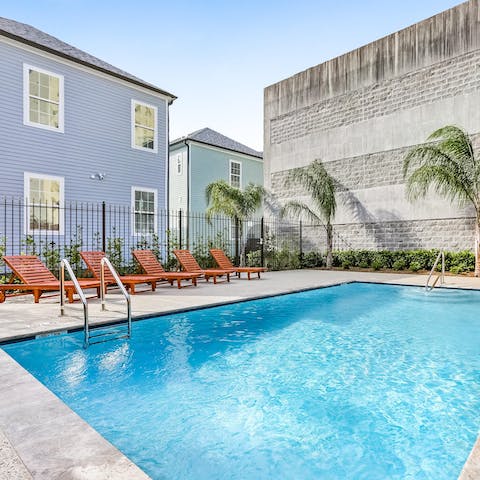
left=169, top=127, right=263, bottom=250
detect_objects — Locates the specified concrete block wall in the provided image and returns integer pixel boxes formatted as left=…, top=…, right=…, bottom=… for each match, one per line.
left=264, top=0, right=480, bottom=253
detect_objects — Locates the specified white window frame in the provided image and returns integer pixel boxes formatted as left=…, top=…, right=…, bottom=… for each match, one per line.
left=23, top=64, right=64, bottom=133
left=24, top=172, right=65, bottom=235
left=131, top=186, right=158, bottom=236
left=229, top=160, right=242, bottom=189
left=131, top=100, right=158, bottom=153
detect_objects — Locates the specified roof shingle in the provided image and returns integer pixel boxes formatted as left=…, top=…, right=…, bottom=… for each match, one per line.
left=172, top=128, right=262, bottom=159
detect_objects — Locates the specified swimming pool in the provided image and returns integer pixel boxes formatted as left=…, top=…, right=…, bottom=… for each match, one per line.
left=3, top=282, right=480, bottom=479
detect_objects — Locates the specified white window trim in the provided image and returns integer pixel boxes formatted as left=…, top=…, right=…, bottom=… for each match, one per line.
left=131, top=100, right=158, bottom=153
left=229, top=159, right=242, bottom=189
left=24, top=172, right=65, bottom=235
left=131, top=186, right=158, bottom=236
left=23, top=64, right=65, bottom=133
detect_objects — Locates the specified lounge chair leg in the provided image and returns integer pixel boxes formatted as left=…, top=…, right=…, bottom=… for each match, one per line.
left=33, top=290, right=41, bottom=303
left=258, top=272, right=261, bottom=279
left=213, top=276, right=217, bottom=284
left=193, top=277, right=197, bottom=286
left=169, top=280, right=174, bottom=286
left=96, top=287, right=101, bottom=298
left=227, top=273, right=230, bottom=282
left=67, top=289, right=74, bottom=304
left=0, top=291, right=5, bottom=303
left=152, top=282, right=156, bottom=292
left=177, top=279, right=181, bottom=289
left=130, top=284, right=136, bottom=295
left=248, top=272, right=251, bottom=280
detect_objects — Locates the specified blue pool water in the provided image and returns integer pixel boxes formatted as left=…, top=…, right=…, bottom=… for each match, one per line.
left=3, top=283, right=480, bottom=479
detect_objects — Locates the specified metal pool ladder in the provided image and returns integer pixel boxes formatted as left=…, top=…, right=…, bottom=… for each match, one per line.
left=59, top=257, right=132, bottom=348
left=425, top=250, right=445, bottom=291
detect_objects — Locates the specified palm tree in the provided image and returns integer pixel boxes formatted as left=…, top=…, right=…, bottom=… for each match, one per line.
left=403, top=125, right=480, bottom=276
left=280, top=159, right=337, bottom=268
left=205, top=180, right=264, bottom=263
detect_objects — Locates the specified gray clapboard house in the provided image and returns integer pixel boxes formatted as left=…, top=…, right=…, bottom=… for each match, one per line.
left=168, top=128, right=263, bottom=249
left=0, top=17, right=175, bottom=253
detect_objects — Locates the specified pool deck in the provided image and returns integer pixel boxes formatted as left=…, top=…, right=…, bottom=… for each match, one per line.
left=1, top=269, right=479, bottom=479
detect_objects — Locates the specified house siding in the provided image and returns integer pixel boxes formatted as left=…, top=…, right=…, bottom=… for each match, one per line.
left=189, top=144, right=263, bottom=213
left=0, top=38, right=168, bottom=207
left=168, top=144, right=188, bottom=212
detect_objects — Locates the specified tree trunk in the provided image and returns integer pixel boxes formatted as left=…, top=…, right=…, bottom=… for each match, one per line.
left=475, top=215, right=480, bottom=277
left=326, top=222, right=333, bottom=269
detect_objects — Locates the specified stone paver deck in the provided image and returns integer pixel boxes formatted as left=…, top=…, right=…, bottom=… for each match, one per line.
left=0, top=269, right=479, bottom=479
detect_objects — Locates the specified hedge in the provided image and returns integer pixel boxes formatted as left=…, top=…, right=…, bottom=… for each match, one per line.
left=301, top=249, right=474, bottom=274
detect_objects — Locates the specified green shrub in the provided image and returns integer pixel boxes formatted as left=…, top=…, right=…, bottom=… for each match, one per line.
left=331, top=248, right=474, bottom=273
left=301, top=251, right=324, bottom=268
left=371, top=257, right=383, bottom=271
left=447, top=251, right=474, bottom=272
left=341, top=260, right=351, bottom=270
left=392, top=259, right=407, bottom=271
left=246, top=249, right=262, bottom=267
left=409, top=261, right=422, bottom=272
left=266, top=246, right=301, bottom=271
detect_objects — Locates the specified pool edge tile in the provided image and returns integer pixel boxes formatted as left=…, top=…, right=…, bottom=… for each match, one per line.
left=0, top=350, right=151, bottom=480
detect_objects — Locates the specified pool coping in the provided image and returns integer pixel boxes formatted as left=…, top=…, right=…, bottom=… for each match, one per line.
left=1, top=279, right=476, bottom=346
left=1, top=272, right=479, bottom=479
left=0, top=280, right=354, bottom=345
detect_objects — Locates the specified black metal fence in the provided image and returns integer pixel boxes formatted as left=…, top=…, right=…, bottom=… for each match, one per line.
left=0, top=197, right=343, bottom=277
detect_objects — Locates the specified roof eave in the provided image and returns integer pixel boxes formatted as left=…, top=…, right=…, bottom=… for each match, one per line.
left=170, top=137, right=263, bottom=159
left=0, top=29, right=177, bottom=102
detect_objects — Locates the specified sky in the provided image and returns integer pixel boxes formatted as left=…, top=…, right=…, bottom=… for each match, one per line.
left=1, top=0, right=463, bottom=151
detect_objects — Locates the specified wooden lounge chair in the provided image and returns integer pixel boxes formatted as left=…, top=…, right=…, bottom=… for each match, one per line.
left=0, top=255, right=100, bottom=303
left=80, top=251, right=160, bottom=294
left=173, top=249, right=231, bottom=284
left=210, top=249, right=266, bottom=280
left=132, top=250, right=199, bottom=289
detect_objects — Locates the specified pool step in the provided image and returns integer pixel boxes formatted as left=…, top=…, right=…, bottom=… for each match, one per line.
left=88, top=324, right=130, bottom=345
left=60, top=257, right=132, bottom=348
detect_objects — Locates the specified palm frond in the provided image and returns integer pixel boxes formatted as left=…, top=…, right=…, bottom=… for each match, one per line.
left=428, top=125, right=476, bottom=176
left=405, top=164, right=473, bottom=206
left=404, top=140, right=476, bottom=206
left=280, top=200, right=323, bottom=225
left=205, top=180, right=264, bottom=221
left=285, top=159, right=336, bottom=222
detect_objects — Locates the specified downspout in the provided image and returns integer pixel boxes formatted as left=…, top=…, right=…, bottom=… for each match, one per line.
left=165, top=101, right=171, bottom=213
left=184, top=140, right=190, bottom=249
left=165, top=98, right=174, bottom=256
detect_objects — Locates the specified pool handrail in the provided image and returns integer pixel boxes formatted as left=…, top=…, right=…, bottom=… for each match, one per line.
left=100, top=256, right=132, bottom=340
left=425, top=250, right=445, bottom=291
left=59, top=258, right=89, bottom=346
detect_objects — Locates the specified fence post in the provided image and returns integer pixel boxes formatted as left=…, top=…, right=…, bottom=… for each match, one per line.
left=179, top=209, right=182, bottom=250
left=299, top=220, right=303, bottom=266
left=101, top=201, right=106, bottom=253
left=260, top=217, right=265, bottom=267
left=234, top=216, right=240, bottom=266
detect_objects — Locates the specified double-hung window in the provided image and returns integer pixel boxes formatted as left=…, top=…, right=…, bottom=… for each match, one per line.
left=23, top=64, right=64, bottom=132
left=24, top=173, right=64, bottom=234
left=132, top=101, right=157, bottom=152
left=132, top=187, right=157, bottom=235
left=230, top=160, right=241, bottom=189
